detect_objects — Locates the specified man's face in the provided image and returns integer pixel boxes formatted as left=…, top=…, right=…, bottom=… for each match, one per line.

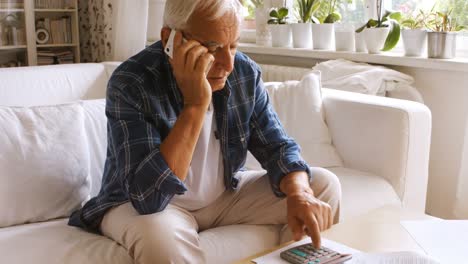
left=185, top=10, right=240, bottom=91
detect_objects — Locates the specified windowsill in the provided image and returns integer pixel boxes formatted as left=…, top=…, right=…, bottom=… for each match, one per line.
left=238, top=43, right=468, bottom=73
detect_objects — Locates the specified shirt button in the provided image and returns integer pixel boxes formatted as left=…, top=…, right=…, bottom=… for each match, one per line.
left=231, top=177, right=239, bottom=189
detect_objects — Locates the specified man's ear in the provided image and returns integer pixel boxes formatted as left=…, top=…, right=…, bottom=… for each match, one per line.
left=161, top=27, right=171, bottom=48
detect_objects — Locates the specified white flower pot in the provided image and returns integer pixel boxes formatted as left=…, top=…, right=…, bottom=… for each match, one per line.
left=292, top=23, right=312, bottom=48
left=255, top=7, right=271, bottom=46
left=269, top=24, right=292, bottom=48
left=427, top=31, right=457, bottom=59
left=312, top=23, right=335, bottom=50
left=401, top=29, right=427, bottom=57
left=364, top=27, right=390, bottom=54
left=355, top=31, right=367, bottom=52
left=335, top=31, right=355, bottom=52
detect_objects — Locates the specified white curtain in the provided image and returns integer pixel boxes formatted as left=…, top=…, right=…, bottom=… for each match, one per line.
left=111, top=0, right=148, bottom=61
left=147, top=0, right=166, bottom=43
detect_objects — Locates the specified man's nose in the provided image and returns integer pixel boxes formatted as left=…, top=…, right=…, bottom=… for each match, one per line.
left=214, top=47, right=234, bottom=73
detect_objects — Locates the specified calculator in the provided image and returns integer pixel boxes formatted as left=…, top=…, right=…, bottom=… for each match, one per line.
left=280, top=243, right=352, bottom=264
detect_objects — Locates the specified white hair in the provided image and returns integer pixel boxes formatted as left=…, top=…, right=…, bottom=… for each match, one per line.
left=163, top=0, right=243, bottom=30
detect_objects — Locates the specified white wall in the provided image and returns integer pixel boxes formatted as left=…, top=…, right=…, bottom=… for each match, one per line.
left=244, top=52, right=468, bottom=219
left=392, top=66, right=468, bottom=219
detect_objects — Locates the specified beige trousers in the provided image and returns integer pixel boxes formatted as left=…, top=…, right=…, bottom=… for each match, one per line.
left=100, top=167, right=341, bottom=264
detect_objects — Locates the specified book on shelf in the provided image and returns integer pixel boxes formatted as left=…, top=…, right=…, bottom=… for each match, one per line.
left=35, top=0, right=74, bottom=9
left=36, top=16, right=71, bottom=44
left=0, top=24, right=26, bottom=46
left=0, top=0, right=24, bottom=9
left=0, top=60, right=24, bottom=68
left=37, top=48, right=74, bottom=65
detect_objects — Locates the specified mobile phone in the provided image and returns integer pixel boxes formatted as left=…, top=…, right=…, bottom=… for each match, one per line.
left=164, top=29, right=177, bottom=59
left=164, top=29, right=213, bottom=74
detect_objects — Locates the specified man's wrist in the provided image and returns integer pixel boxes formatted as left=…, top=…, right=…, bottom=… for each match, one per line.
left=280, top=171, right=312, bottom=196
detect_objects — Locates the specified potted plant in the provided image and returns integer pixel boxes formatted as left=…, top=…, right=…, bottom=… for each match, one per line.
left=292, top=0, right=320, bottom=48
left=425, top=9, right=465, bottom=59
left=312, top=0, right=341, bottom=50
left=268, top=7, right=292, bottom=47
left=401, top=10, right=428, bottom=57
left=355, top=0, right=401, bottom=54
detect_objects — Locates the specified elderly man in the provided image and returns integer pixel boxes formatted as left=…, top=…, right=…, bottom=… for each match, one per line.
left=69, top=0, right=341, bottom=263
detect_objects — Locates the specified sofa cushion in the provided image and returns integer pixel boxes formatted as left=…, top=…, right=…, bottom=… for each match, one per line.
left=0, top=219, right=132, bottom=264
left=82, top=99, right=108, bottom=197
left=0, top=103, right=91, bottom=227
left=245, top=71, right=343, bottom=170
left=0, top=219, right=281, bottom=264
left=327, top=167, right=402, bottom=221
left=199, top=224, right=281, bottom=264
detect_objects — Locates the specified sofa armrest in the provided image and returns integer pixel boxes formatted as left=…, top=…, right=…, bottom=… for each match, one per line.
left=322, top=88, right=432, bottom=213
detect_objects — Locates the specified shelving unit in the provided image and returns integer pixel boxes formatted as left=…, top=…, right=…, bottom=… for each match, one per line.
left=0, top=0, right=79, bottom=67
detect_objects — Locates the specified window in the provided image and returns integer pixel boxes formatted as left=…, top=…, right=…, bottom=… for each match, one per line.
left=240, top=0, right=467, bottom=55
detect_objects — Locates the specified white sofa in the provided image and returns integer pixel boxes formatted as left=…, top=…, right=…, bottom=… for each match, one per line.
left=0, top=62, right=431, bottom=264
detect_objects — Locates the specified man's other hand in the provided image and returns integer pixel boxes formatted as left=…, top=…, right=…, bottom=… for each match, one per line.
left=280, top=171, right=332, bottom=249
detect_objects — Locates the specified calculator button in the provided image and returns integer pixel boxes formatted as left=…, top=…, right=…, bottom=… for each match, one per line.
left=290, top=249, right=308, bottom=258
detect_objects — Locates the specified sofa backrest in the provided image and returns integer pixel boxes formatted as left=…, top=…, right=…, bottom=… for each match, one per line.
left=0, top=62, right=121, bottom=107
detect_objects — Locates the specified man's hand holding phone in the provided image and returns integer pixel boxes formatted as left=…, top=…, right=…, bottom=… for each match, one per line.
left=165, top=30, right=214, bottom=109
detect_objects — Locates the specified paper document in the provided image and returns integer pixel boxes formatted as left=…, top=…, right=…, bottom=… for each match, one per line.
left=401, top=220, right=468, bottom=264
left=350, top=251, right=440, bottom=264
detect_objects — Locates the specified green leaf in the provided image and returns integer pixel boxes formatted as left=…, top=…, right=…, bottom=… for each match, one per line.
left=455, top=25, right=466, bottom=31
left=401, top=18, right=415, bottom=29
left=270, top=9, right=279, bottom=18
left=389, top=11, right=402, bottom=22
left=368, top=19, right=379, bottom=27
left=323, top=12, right=341, bottom=23
left=436, top=12, right=445, bottom=18
left=382, top=19, right=401, bottom=51
left=278, top=7, right=289, bottom=19
left=311, top=1, right=321, bottom=14
left=355, top=23, right=367, bottom=33
left=311, top=15, right=320, bottom=24
left=382, top=10, right=392, bottom=20
left=267, top=18, right=278, bottom=24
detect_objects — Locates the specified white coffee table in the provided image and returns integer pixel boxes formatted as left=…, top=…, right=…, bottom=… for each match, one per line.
left=321, top=205, right=438, bottom=254
left=236, top=205, right=438, bottom=263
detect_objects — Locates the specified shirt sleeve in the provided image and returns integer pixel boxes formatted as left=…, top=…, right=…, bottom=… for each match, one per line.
left=247, top=68, right=311, bottom=197
left=106, top=69, right=187, bottom=215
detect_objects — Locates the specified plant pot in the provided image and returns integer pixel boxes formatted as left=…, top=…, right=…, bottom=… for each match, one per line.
left=312, top=23, right=335, bottom=50
left=292, top=23, right=312, bottom=48
left=401, top=29, right=427, bottom=57
left=364, top=27, right=390, bottom=54
left=355, top=31, right=367, bottom=52
left=255, top=7, right=271, bottom=46
left=269, top=24, right=292, bottom=48
left=427, top=31, right=457, bottom=59
left=335, top=31, right=355, bottom=52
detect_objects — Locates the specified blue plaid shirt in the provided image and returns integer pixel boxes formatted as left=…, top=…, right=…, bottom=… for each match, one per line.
left=69, top=41, right=310, bottom=232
